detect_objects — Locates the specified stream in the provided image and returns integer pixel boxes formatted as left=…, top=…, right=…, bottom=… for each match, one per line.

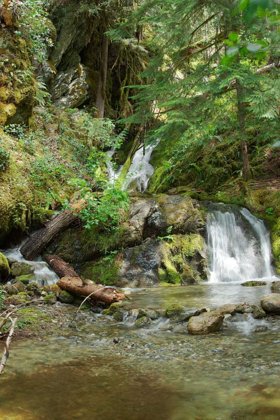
left=1, top=180, right=280, bottom=418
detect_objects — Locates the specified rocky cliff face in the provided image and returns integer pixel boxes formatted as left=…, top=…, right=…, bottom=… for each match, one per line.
left=47, top=194, right=207, bottom=287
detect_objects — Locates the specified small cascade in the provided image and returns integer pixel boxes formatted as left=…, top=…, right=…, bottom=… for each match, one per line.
left=206, top=204, right=275, bottom=283
left=106, top=149, right=123, bottom=185
left=123, top=142, right=158, bottom=192
left=3, top=246, right=59, bottom=286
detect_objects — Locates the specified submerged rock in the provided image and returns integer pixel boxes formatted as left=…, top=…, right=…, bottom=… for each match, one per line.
left=187, top=313, right=224, bottom=335
left=0, top=252, right=10, bottom=282
left=241, top=281, right=267, bottom=287
left=261, top=294, right=280, bottom=314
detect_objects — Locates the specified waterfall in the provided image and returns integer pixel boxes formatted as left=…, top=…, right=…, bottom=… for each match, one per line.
left=106, top=149, right=123, bottom=184
left=2, top=246, right=59, bottom=286
left=206, top=204, right=275, bottom=283
left=123, top=143, right=157, bottom=192
left=106, top=141, right=158, bottom=192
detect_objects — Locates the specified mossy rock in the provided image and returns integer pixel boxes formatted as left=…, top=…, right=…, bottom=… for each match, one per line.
left=13, top=274, right=36, bottom=285
left=5, top=291, right=31, bottom=305
left=135, top=316, right=151, bottom=328
left=103, top=302, right=123, bottom=316
left=166, top=304, right=184, bottom=319
left=241, top=281, right=267, bottom=287
left=58, top=290, right=75, bottom=304
left=11, top=262, right=35, bottom=277
left=113, top=310, right=124, bottom=322
left=43, top=293, right=57, bottom=304
left=5, top=281, right=25, bottom=295
left=0, top=252, right=10, bottom=282
left=16, top=307, right=52, bottom=332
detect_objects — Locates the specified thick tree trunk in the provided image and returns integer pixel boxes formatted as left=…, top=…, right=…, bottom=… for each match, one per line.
left=45, top=255, right=79, bottom=278
left=20, top=201, right=84, bottom=260
left=57, top=276, right=125, bottom=305
left=96, top=18, right=109, bottom=118
left=236, top=78, right=251, bottom=182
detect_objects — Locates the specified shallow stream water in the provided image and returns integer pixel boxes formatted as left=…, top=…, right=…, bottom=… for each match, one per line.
left=1, top=285, right=280, bottom=420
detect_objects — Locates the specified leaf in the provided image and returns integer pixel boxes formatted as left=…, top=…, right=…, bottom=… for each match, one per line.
left=228, top=32, right=239, bottom=42
left=246, top=42, right=262, bottom=52
left=226, top=46, right=239, bottom=56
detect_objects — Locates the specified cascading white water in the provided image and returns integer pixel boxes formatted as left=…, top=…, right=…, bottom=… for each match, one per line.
left=207, top=205, right=275, bottom=283
left=123, top=143, right=157, bottom=192
left=3, top=246, right=59, bottom=286
left=106, top=149, right=124, bottom=185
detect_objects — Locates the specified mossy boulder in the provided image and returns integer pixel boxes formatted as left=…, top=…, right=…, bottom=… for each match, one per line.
left=11, top=262, right=35, bottom=277
left=252, top=305, right=266, bottom=319
left=0, top=252, right=10, bottom=282
left=58, top=290, right=75, bottom=304
left=5, top=291, right=31, bottom=305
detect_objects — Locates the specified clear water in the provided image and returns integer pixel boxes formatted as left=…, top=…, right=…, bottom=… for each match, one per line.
left=1, top=284, right=280, bottom=420
left=2, top=245, right=59, bottom=286
left=207, top=205, right=275, bottom=283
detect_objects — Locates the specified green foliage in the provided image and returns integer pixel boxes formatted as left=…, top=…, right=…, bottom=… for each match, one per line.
left=79, top=187, right=130, bottom=231
left=0, top=145, right=10, bottom=172
left=0, top=288, right=6, bottom=310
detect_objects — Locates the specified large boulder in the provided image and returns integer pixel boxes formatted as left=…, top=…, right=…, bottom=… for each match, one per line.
left=0, top=252, right=10, bottom=282
left=260, top=294, right=280, bottom=314
left=187, top=312, right=224, bottom=335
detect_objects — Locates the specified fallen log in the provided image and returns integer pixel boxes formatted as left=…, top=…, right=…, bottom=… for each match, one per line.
left=57, top=276, right=125, bottom=305
left=20, top=200, right=84, bottom=261
left=45, top=255, right=79, bottom=278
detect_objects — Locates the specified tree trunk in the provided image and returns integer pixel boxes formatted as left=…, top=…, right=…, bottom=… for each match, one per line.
left=20, top=201, right=84, bottom=260
left=96, top=17, right=109, bottom=118
left=45, top=255, right=79, bottom=278
left=236, top=78, right=251, bottom=182
left=57, top=276, right=125, bottom=305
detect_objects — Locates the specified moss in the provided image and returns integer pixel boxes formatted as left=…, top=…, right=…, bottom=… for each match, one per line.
left=16, top=307, right=52, bottom=331
left=43, top=293, right=57, bottom=304
left=272, top=218, right=280, bottom=273
left=0, top=252, right=10, bottom=281
left=166, top=304, right=184, bottom=318
left=58, top=290, right=75, bottom=304
left=14, top=274, right=36, bottom=285
left=80, top=255, right=122, bottom=286
left=102, top=302, right=123, bottom=316
left=135, top=316, right=151, bottom=328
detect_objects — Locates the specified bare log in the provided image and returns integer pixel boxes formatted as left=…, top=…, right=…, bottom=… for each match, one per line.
left=0, top=317, right=17, bottom=375
left=20, top=201, right=84, bottom=260
left=57, top=276, right=125, bottom=305
left=45, top=255, right=79, bottom=278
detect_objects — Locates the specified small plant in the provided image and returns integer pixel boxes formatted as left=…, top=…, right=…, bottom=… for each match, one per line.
left=0, top=288, right=7, bottom=310
left=0, top=147, right=10, bottom=172
left=266, top=207, right=274, bottom=216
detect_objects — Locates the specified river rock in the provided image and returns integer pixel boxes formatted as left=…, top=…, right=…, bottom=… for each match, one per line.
left=11, top=262, right=35, bottom=277
left=135, top=316, right=151, bottom=328
left=58, top=290, right=75, bottom=304
left=5, top=281, right=25, bottom=295
left=0, top=252, right=10, bottom=282
left=251, top=305, right=266, bottom=319
left=260, top=294, right=280, bottom=314
left=215, top=304, right=238, bottom=315
left=241, top=281, right=267, bottom=287
left=187, top=312, right=224, bottom=335
left=13, top=274, right=36, bottom=285
left=235, top=302, right=253, bottom=313
left=271, top=281, right=280, bottom=293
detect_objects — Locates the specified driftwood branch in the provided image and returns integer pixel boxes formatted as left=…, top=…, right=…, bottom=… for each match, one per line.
left=45, top=255, right=79, bottom=278
left=0, top=317, right=17, bottom=375
left=57, top=276, right=125, bottom=305
left=70, top=287, right=106, bottom=324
